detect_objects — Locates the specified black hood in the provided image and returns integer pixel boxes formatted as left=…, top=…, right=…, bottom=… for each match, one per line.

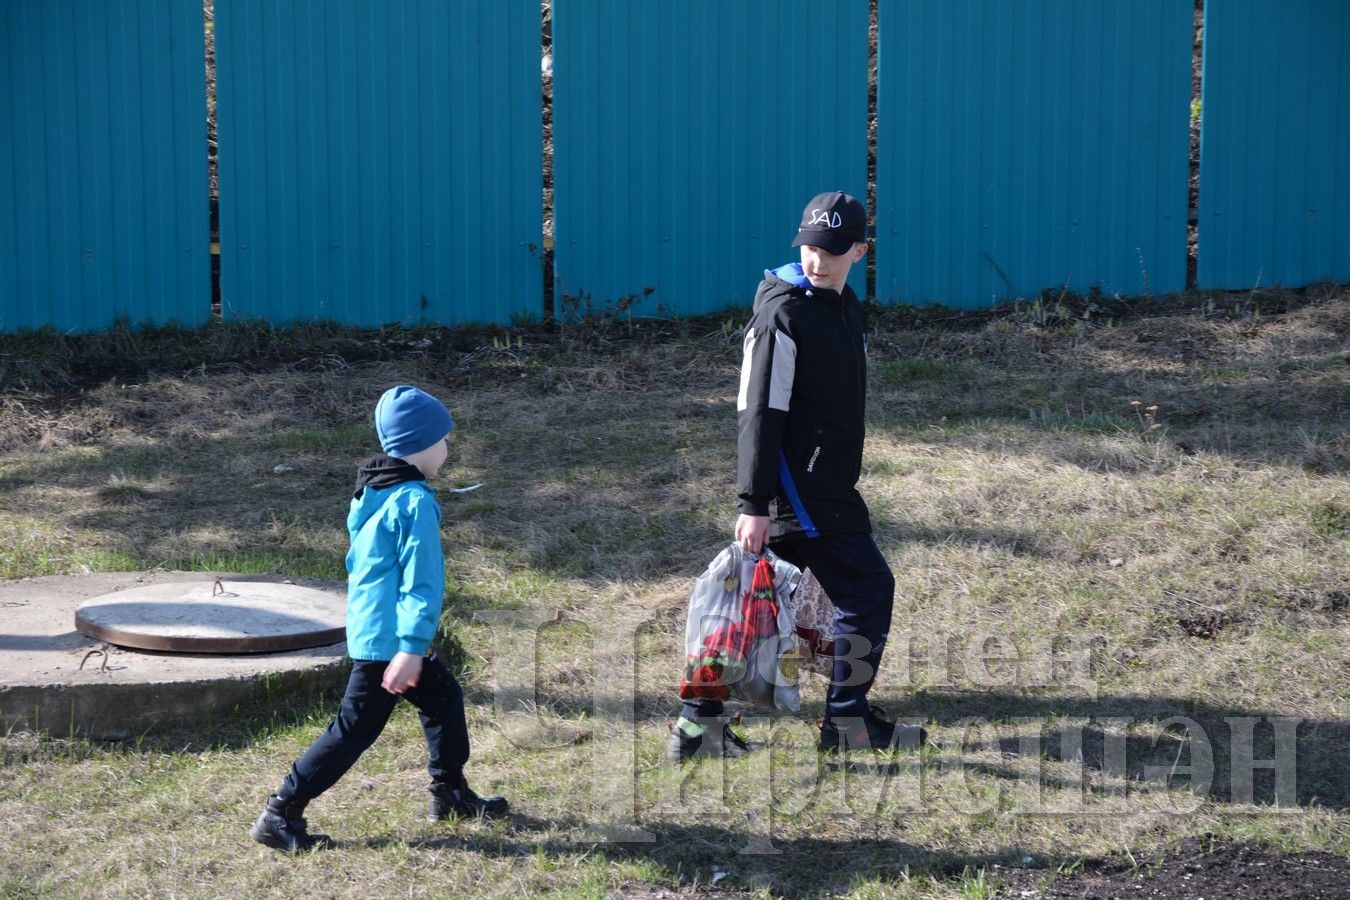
left=353, top=453, right=425, bottom=499
left=753, top=263, right=846, bottom=314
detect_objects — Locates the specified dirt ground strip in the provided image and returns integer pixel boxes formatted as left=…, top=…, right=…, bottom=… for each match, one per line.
left=604, top=840, right=1350, bottom=898
left=991, top=839, right=1350, bottom=899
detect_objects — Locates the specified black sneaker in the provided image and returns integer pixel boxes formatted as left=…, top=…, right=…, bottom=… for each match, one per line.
left=818, top=706, right=927, bottom=754
left=428, top=780, right=510, bottom=821
left=666, top=718, right=753, bottom=762
left=249, top=795, right=333, bottom=853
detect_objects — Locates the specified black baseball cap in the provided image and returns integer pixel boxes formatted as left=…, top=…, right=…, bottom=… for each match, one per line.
left=790, top=191, right=867, bottom=256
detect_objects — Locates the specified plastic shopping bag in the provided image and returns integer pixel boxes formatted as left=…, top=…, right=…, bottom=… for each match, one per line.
left=678, top=544, right=803, bottom=711
left=793, top=567, right=839, bottom=677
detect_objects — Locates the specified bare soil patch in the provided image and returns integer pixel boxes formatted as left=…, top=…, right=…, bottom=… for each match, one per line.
left=994, top=838, right=1350, bottom=899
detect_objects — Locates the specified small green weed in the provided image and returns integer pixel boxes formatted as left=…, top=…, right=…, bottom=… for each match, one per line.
left=1309, top=498, right=1348, bottom=540
left=96, top=474, right=153, bottom=505
left=954, top=866, right=1001, bottom=899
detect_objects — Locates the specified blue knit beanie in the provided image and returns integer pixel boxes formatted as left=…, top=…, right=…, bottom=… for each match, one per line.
left=374, top=385, right=454, bottom=458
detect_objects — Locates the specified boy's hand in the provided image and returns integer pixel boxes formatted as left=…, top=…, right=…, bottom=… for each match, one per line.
left=735, top=514, right=771, bottom=554
left=382, top=651, right=423, bottom=695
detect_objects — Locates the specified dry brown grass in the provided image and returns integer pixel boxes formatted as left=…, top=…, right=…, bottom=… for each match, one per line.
left=1, top=289, right=1346, bottom=897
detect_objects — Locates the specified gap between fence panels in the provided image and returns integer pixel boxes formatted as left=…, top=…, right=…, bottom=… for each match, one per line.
left=1187, top=0, right=1204, bottom=292
left=866, top=0, right=879, bottom=303
left=205, top=0, right=220, bottom=316
left=541, top=0, right=555, bottom=320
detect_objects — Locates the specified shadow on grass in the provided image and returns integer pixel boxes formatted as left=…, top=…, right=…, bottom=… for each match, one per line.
left=291, top=678, right=1345, bottom=898
left=888, top=522, right=1061, bottom=557
left=0, top=423, right=732, bottom=586
left=1, top=293, right=1343, bottom=590
left=355, top=813, right=1040, bottom=898
left=864, top=329, right=1348, bottom=475
left=908, top=690, right=1348, bottom=813
left=481, top=687, right=1348, bottom=814
left=328, top=687, right=1347, bottom=896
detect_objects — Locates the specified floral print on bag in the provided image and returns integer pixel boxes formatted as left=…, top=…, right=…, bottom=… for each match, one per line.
left=678, top=545, right=803, bottom=710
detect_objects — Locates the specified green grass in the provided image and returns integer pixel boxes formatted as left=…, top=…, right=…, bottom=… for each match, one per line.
left=1, top=289, right=1347, bottom=897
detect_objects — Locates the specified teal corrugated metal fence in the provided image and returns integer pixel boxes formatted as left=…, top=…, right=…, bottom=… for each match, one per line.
left=552, top=0, right=869, bottom=315
left=1198, top=0, right=1350, bottom=289
left=876, top=0, right=1193, bottom=308
left=214, top=0, right=540, bottom=327
left=4, top=1, right=1349, bottom=333
left=0, top=0, right=209, bottom=333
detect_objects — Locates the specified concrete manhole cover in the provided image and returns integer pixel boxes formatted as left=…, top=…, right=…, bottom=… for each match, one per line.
left=2, top=572, right=349, bottom=738
left=75, top=580, right=346, bottom=653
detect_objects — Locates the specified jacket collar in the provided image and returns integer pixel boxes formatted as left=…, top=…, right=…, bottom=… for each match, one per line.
left=353, top=453, right=426, bottom=499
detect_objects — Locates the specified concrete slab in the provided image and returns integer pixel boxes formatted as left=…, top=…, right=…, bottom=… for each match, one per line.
left=75, top=580, right=346, bottom=653
left=0, top=571, right=350, bottom=739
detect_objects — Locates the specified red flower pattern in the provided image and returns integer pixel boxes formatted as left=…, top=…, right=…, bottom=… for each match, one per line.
left=679, top=557, right=782, bottom=702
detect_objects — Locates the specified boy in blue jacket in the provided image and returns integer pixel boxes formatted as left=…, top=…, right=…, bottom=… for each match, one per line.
left=251, top=385, right=507, bottom=853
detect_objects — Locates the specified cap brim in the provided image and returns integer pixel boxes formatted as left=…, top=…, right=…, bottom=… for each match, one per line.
left=791, top=230, right=857, bottom=256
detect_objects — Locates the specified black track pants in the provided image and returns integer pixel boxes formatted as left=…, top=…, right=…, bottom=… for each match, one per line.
left=279, top=653, right=470, bottom=803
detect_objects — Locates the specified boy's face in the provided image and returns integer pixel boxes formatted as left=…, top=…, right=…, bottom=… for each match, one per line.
left=799, top=242, right=867, bottom=294
left=411, top=436, right=450, bottom=479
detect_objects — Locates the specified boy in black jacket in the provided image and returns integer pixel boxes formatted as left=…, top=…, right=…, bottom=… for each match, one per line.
left=669, top=191, right=926, bottom=760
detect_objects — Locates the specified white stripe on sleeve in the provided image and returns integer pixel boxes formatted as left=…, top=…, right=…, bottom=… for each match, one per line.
left=736, top=330, right=757, bottom=412
left=768, top=328, right=796, bottom=412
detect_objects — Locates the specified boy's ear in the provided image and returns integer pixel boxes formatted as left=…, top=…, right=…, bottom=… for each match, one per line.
left=853, top=242, right=869, bottom=261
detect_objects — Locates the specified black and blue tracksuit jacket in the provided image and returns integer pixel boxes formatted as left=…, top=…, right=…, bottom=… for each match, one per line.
left=736, top=263, right=872, bottom=542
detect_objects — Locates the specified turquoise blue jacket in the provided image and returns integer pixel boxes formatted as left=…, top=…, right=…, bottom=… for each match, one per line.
left=344, top=480, right=443, bottom=661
